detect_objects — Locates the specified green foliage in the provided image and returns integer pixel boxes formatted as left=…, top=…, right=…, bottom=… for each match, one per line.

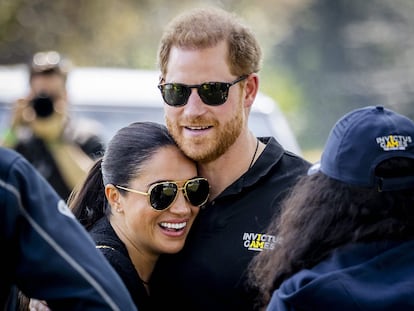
left=1, top=0, right=413, bottom=152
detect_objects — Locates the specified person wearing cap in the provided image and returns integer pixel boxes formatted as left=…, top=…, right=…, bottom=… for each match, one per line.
left=1, top=51, right=104, bottom=200
left=248, top=105, right=414, bottom=311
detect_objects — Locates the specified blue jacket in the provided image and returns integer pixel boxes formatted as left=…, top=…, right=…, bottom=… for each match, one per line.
left=0, top=147, right=137, bottom=311
left=267, top=240, right=414, bottom=311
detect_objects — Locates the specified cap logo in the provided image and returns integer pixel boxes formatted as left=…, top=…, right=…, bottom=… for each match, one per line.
left=376, top=135, right=412, bottom=151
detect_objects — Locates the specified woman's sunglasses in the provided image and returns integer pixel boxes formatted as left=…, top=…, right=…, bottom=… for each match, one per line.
left=158, top=75, right=248, bottom=107
left=116, top=177, right=210, bottom=211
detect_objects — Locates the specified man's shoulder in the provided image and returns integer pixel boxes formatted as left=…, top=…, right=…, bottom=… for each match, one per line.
left=278, top=152, right=311, bottom=181
left=262, top=136, right=311, bottom=169
left=282, top=149, right=311, bottom=167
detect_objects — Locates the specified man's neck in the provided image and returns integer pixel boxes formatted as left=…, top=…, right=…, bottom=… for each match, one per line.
left=199, top=132, right=263, bottom=199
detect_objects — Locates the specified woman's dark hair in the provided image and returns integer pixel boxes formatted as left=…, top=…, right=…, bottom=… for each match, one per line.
left=69, top=121, right=178, bottom=230
left=247, top=157, right=414, bottom=309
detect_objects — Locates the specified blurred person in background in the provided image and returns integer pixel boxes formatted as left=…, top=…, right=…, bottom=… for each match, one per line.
left=0, top=146, right=137, bottom=311
left=1, top=51, right=104, bottom=200
left=151, top=7, right=310, bottom=311
left=248, top=106, right=414, bottom=311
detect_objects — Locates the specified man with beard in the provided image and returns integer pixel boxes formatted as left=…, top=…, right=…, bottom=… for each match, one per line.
left=151, top=7, right=310, bottom=311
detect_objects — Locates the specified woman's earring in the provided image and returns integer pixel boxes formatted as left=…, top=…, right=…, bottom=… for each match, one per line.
left=115, top=201, right=122, bottom=213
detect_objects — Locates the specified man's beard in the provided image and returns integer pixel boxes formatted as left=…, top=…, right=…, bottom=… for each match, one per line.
left=166, top=104, right=245, bottom=163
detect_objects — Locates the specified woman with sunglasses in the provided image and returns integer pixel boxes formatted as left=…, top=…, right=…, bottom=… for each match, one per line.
left=29, top=121, right=209, bottom=311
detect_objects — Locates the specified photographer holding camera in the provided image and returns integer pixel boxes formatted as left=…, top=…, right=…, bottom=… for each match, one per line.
left=2, top=51, right=104, bottom=200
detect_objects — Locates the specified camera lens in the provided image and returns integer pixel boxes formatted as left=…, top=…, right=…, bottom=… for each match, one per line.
left=30, top=92, right=54, bottom=118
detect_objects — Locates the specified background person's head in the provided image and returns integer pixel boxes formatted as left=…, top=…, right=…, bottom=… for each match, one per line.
left=248, top=105, right=414, bottom=306
left=157, top=7, right=262, bottom=163
left=29, top=50, right=70, bottom=118
left=70, top=121, right=209, bottom=255
left=20, top=51, right=71, bottom=141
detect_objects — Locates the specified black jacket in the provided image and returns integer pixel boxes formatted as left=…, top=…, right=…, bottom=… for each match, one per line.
left=90, top=217, right=151, bottom=311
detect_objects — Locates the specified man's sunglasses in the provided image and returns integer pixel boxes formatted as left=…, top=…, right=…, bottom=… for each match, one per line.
left=158, top=75, right=248, bottom=107
left=116, top=177, right=210, bottom=211
left=31, top=51, right=68, bottom=75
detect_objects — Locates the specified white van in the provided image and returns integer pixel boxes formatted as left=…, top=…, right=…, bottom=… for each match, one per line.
left=0, top=65, right=302, bottom=154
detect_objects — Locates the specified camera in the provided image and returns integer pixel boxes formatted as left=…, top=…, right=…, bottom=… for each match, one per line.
left=30, top=92, right=55, bottom=118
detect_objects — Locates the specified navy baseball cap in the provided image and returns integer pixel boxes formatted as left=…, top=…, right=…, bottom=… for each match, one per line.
left=308, top=106, right=414, bottom=191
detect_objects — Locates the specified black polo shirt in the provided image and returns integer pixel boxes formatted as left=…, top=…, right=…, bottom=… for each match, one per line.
left=151, top=137, right=311, bottom=311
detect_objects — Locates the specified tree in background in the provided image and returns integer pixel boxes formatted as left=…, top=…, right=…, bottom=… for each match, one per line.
left=1, top=0, right=413, bottom=151
left=276, top=0, right=414, bottom=149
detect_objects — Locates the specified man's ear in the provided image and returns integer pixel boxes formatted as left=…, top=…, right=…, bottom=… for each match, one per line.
left=243, top=73, right=259, bottom=109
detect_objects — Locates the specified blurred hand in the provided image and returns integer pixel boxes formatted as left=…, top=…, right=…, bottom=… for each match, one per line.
left=31, top=110, right=66, bottom=143
left=29, top=299, right=51, bottom=311
left=10, top=98, right=34, bottom=128
left=10, top=96, right=67, bottom=143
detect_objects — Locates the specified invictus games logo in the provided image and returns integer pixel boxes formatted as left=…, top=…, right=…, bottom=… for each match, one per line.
left=242, top=232, right=279, bottom=251
left=376, top=135, right=412, bottom=151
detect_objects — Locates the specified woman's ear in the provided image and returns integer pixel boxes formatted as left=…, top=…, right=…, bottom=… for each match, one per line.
left=105, top=184, right=120, bottom=206
left=105, top=184, right=124, bottom=213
